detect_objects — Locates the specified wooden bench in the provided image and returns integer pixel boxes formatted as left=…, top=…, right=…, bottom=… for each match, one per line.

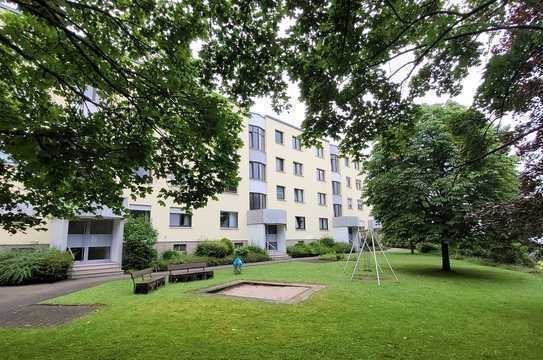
left=167, top=262, right=214, bottom=283
left=130, top=268, right=166, bottom=294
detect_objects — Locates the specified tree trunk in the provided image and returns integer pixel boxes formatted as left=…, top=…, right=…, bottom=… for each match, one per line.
left=441, top=239, right=451, bottom=272
left=410, top=240, right=414, bottom=254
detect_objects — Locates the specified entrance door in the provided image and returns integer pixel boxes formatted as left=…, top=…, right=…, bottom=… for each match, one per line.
left=67, top=220, right=113, bottom=263
left=265, top=225, right=278, bottom=251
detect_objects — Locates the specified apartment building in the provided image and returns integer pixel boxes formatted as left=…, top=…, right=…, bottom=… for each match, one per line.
left=0, top=112, right=373, bottom=276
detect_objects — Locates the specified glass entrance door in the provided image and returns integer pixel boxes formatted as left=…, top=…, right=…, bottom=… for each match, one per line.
left=265, top=225, right=278, bottom=251
left=67, top=220, right=113, bottom=263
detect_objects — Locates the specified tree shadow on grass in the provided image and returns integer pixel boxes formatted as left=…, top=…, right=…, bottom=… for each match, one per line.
left=396, top=263, right=523, bottom=283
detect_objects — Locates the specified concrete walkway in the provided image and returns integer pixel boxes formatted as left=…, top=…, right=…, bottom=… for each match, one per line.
left=0, top=256, right=317, bottom=315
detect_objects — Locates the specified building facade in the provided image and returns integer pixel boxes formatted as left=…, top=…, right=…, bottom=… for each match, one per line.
left=0, top=113, right=373, bottom=275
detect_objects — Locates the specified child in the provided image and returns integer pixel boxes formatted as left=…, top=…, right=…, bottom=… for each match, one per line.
left=233, top=256, right=243, bottom=274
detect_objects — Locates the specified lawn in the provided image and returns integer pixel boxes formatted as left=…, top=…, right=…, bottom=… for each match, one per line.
left=1, top=254, right=542, bottom=360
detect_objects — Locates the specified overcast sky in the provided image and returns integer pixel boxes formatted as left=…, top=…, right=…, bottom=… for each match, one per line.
left=250, top=64, right=485, bottom=128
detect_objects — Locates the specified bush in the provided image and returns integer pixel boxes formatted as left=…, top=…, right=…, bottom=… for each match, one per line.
left=308, top=241, right=335, bottom=255
left=319, top=253, right=344, bottom=261
left=195, top=240, right=233, bottom=258
left=122, top=216, right=157, bottom=270
left=333, top=242, right=352, bottom=254
left=416, top=242, right=440, bottom=253
left=0, top=249, right=73, bottom=285
left=287, top=243, right=313, bottom=257
left=234, top=245, right=270, bottom=263
left=319, top=237, right=336, bottom=248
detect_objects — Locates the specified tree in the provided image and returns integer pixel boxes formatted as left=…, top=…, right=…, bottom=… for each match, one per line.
left=122, top=216, right=157, bottom=270
left=364, top=103, right=518, bottom=271
left=1, top=1, right=267, bottom=232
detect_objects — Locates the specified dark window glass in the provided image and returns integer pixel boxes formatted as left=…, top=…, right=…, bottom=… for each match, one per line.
left=295, top=216, right=306, bottom=230
left=276, top=157, right=284, bottom=172
left=169, top=212, right=192, bottom=227
left=88, top=247, right=110, bottom=260
left=249, top=161, right=266, bottom=181
left=130, top=209, right=150, bottom=222
left=275, top=130, right=284, bottom=144
left=331, top=154, right=339, bottom=173
left=69, top=247, right=84, bottom=261
left=317, top=168, right=325, bottom=181
left=293, top=162, right=303, bottom=176
left=332, top=181, right=341, bottom=195
left=68, top=221, right=86, bottom=234
left=249, top=125, right=265, bottom=152
left=249, top=192, right=267, bottom=210
left=334, top=204, right=342, bottom=217
left=90, top=220, right=113, bottom=234
left=173, top=244, right=187, bottom=252
left=294, top=188, right=304, bottom=203
left=292, top=136, right=302, bottom=150
left=318, top=193, right=326, bottom=206
left=319, top=218, right=329, bottom=230
left=276, top=186, right=285, bottom=200
left=220, top=211, right=238, bottom=228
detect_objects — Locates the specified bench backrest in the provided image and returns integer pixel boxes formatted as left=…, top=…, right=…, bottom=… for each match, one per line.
left=167, top=262, right=207, bottom=271
left=131, top=268, right=153, bottom=279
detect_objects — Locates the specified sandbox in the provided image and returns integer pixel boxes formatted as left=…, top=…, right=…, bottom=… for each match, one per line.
left=197, top=280, right=324, bottom=304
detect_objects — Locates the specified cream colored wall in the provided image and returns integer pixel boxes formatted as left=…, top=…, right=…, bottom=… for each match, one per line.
left=0, top=222, right=53, bottom=247
left=338, top=156, right=371, bottom=224
left=265, top=116, right=334, bottom=241
left=126, top=118, right=250, bottom=246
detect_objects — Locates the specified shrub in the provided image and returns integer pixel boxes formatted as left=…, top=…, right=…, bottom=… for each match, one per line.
left=319, top=237, right=336, bottom=248
left=219, top=238, right=234, bottom=255
left=287, top=243, right=313, bottom=257
left=416, top=242, right=440, bottom=253
left=195, top=240, right=232, bottom=258
left=333, top=242, right=352, bottom=254
left=234, top=246, right=270, bottom=263
left=308, top=241, right=335, bottom=255
left=122, top=216, right=157, bottom=270
left=0, top=249, right=72, bottom=285
left=162, top=250, right=180, bottom=260
left=319, top=253, right=344, bottom=261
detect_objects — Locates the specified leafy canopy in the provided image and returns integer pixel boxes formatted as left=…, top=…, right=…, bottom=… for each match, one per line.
left=364, top=103, right=518, bottom=269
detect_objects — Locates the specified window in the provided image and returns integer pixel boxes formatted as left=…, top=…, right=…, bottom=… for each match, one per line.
left=276, top=185, right=285, bottom=200
left=315, top=146, right=324, bottom=158
left=249, top=125, right=265, bottom=151
left=134, top=167, right=152, bottom=184
left=356, top=179, right=362, bottom=191
left=129, top=208, right=151, bottom=222
left=344, top=157, right=350, bottom=167
left=225, top=185, right=238, bottom=193
left=275, top=130, right=284, bottom=144
left=295, top=216, right=306, bottom=230
left=91, top=220, right=113, bottom=234
left=319, top=218, right=329, bottom=230
left=318, top=192, right=326, bottom=206
left=249, top=161, right=266, bottom=181
left=354, top=161, right=360, bottom=171
left=331, top=154, right=339, bottom=173
left=293, top=162, right=303, bottom=176
left=173, top=244, right=187, bottom=252
left=294, top=188, right=304, bottom=203
left=220, top=211, right=238, bottom=228
left=292, top=136, right=302, bottom=150
left=347, top=198, right=353, bottom=209
left=234, top=242, right=244, bottom=248
left=276, top=157, right=284, bottom=172
left=170, top=208, right=192, bottom=227
left=333, top=204, right=342, bottom=217
left=346, top=176, right=351, bottom=188
left=332, top=181, right=341, bottom=195
left=316, top=168, right=325, bottom=182
left=249, top=192, right=267, bottom=210
left=357, top=199, right=363, bottom=210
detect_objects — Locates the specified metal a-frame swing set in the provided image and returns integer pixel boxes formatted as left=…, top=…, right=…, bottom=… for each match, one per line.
left=343, top=226, right=399, bottom=286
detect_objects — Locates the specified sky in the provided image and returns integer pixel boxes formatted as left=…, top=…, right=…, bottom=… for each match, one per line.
left=250, top=64, right=486, bottom=129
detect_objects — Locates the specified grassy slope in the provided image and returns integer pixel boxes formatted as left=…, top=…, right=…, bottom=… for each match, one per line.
left=1, top=254, right=542, bottom=360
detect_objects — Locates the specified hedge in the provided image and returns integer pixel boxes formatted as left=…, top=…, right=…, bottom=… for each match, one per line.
left=0, top=249, right=73, bottom=285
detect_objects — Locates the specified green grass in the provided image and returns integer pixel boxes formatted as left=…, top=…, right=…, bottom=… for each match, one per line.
left=1, top=254, right=542, bottom=360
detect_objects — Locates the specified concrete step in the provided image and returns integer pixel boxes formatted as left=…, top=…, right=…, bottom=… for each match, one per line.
left=268, top=252, right=291, bottom=260
left=69, top=262, right=124, bottom=279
